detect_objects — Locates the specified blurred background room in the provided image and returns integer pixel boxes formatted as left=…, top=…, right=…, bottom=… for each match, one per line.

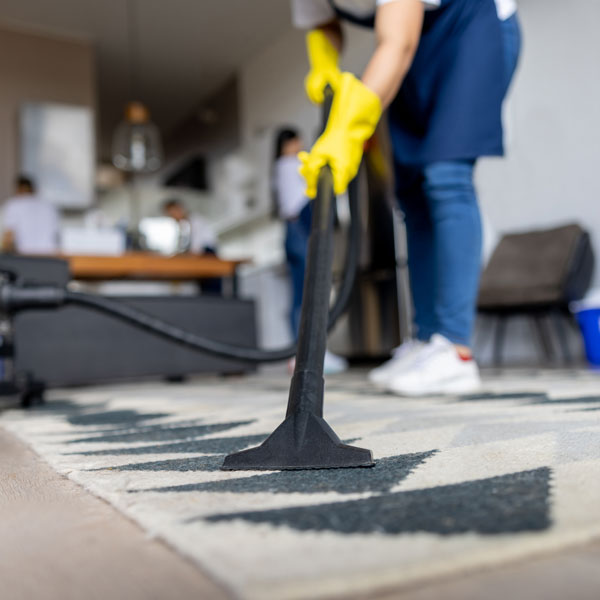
left=1, top=0, right=599, bottom=380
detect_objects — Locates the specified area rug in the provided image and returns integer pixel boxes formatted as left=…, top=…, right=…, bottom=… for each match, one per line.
left=2, top=369, right=600, bottom=599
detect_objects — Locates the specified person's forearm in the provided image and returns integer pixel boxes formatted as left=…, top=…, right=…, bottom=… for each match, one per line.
left=2, top=230, right=15, bottom=253
left=362, top=40, right=416, bottom=108
left=361, top=1, right=423, bottom=109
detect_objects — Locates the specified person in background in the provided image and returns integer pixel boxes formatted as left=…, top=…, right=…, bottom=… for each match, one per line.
left=162, top=198, right=218, bottom=256
left=273, top=127, right=348, bottom=375
left=292, top=0, right=520, bottom=395
left=162, top=198, right=221, bottom=294
left=1, top=175, right=60, bottom=255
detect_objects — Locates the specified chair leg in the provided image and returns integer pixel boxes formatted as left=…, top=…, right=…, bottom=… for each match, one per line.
left=493, top=315, right=507, bottom=367
left=473, top=313, right=486, bottom=360
left=552, top=309, right=572, bottom=365
left=534, top=313, right=554, bottom=365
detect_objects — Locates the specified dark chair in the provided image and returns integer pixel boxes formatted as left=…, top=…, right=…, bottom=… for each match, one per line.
left=477, top=223, right=595, bottom=365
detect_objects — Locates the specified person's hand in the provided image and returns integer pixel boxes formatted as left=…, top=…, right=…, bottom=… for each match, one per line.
left=298, top=72, right=382, bottom=198
left=305, top=30, right=342, bottom=104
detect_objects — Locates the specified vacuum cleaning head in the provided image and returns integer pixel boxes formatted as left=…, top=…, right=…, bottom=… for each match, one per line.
left=222, top=411, right=373, bottom=471
left=222, top=159, right=374, bottom=471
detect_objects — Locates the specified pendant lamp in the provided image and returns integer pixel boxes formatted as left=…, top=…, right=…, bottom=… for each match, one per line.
left=112, top=101, right=163, bottom=172
left=111, top=0, right=163, bottom=173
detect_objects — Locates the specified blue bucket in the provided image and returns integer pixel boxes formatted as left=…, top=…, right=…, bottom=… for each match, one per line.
left=576, top=308, right=600, bottom=366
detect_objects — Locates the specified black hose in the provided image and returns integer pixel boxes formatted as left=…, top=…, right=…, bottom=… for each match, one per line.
left=64, top=289, right=291, bottom=362
left=328, top=174, right=360, bottom=327
left=61, top=182, right=360, bottom=363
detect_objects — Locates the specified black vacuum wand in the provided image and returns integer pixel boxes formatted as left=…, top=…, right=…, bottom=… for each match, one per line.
left=222, top=163, right=374, bottom=470
left=222, top=89, right=374, bottom=470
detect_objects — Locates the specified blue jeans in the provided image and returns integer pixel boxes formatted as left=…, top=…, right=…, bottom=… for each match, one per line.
left=396, top=15, right=521, bottom=346
left=396, top=161, right=481, bottom=345
left=285, top=203, right=312, bottom=339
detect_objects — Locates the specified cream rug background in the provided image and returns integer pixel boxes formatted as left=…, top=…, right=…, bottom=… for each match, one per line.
left=2, top=369, right=600, bottom=599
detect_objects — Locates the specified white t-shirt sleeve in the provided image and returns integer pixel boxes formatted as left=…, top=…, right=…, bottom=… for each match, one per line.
left=2, top=199, right=19, bottom=231
left=275, top=157, right=308, bottom=220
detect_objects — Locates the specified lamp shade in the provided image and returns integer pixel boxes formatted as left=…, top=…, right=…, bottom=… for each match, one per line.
left=112, top=101, right=163, bottom=173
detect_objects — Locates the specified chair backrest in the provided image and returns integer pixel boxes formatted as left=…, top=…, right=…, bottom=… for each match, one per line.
left=478, top=223, right=595, bottom=310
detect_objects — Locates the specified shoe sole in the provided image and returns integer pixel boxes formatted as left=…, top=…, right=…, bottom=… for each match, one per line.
left=368, top=362, right=420, bottom=389
left=369, top=374, right=394, bottom=389
left=387, top=376, right=482, bottom=397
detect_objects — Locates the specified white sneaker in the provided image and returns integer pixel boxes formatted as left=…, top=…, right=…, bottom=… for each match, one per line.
left=368, top=339, right=426, bottom=388
left=324, top=350, right=348, bottom=375
left=386, top=334, right=481, bottom=397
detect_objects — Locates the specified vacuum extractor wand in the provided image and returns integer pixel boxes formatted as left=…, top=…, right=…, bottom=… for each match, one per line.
left=222, top=87, right=374, bottom=470
left=222, top=162, right=374, bottom=470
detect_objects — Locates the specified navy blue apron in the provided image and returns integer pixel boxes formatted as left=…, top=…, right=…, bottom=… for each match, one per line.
left=328, top=0, right=506, bottom=165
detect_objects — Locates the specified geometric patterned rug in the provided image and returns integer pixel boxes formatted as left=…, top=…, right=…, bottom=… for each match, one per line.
left=2, top=369, right=600, bottom=599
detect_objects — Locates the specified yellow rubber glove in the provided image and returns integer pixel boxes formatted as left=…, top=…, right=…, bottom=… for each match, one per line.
left=298, top=72, right=382, bottom=198
left=305, top=30, right=342, bottom=105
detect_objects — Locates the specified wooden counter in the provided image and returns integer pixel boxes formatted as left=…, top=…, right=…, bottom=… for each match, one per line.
left=66, top=253, right=246, bottom=281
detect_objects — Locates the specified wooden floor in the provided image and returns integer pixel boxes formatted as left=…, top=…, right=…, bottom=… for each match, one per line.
left=0, top=429, right=230, bottom=600
left=359, top=547, right=600, bottom=600
left=1, top=427, right=599, bottom=600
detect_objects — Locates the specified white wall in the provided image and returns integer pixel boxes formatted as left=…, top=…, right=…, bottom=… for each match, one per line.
left=477, top=0, right=600, bottom=285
